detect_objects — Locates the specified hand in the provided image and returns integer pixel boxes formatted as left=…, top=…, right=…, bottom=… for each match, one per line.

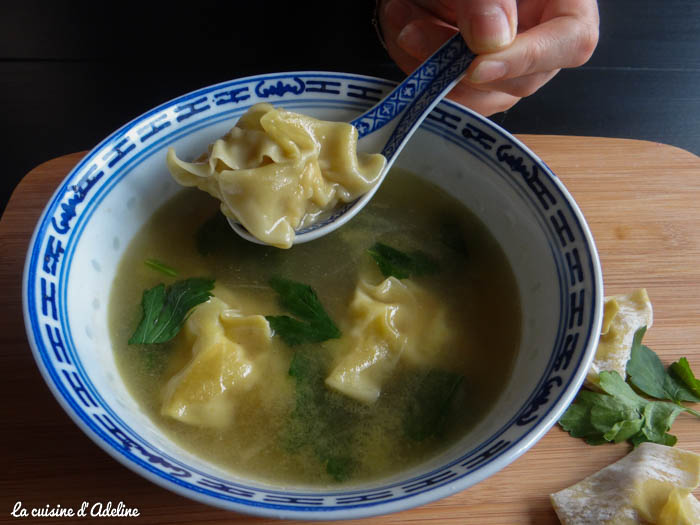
left=377, top=0, right=599, bottom=116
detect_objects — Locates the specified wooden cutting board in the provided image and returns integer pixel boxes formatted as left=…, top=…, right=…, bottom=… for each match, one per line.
left=1, top=136, right=699, bottom=524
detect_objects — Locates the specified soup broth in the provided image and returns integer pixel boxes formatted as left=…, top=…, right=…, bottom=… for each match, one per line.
left=109, top=168, right=521, bottom=486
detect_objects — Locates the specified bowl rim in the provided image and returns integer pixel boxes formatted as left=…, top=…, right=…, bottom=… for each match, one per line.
left=22, top=70, right=604, bottom=520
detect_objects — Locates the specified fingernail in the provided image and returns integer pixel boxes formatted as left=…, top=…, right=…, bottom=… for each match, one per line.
left=469, top=60, right=507, bottom=83
left=470, top=6, right=513, bottom=51
left=384, top=0, right=413, bottom=32
left=397, top=22, right=429, bottom=59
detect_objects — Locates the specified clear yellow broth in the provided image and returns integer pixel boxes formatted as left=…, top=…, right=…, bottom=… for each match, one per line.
left=109, top=168, right=521, bottom=487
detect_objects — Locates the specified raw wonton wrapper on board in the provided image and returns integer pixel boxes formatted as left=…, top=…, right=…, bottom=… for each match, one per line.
left=551, top=442, right=700, bottom=525
left=586, top=288, right=653, bottom=389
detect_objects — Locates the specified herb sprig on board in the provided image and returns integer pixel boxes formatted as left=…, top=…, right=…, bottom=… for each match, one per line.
left=559, top=327, right=700, bottom=446
left=626, top=327, right=700, bottom=406
left=265, top=277, right=341, bottom=346
left=128, top=277, right=214, bottom=344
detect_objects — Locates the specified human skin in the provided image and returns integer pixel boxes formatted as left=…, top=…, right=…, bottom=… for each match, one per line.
left=377, top=0, right=600, bottom=115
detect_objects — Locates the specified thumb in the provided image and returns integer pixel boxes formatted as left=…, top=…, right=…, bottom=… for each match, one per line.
left=456, top=0, right=518, bottom=54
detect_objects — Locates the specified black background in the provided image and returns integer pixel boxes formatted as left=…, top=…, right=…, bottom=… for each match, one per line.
left=2, top=0, right=699, bottom=216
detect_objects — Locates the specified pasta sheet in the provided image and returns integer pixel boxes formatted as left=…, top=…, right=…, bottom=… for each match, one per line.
left=167, top=103, right=386, bottom=248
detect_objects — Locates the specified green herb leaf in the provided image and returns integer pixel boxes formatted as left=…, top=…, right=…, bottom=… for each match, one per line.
left=265, top=277, right=341, bottom=346
left=403, top=369, right=464, bottom=441
left=560, top=370, right=699, bottom=448
left=626, top=327, right=668, bottom=398
left=144, top=258, right=178, bottom=277
left=603, top=418, right=644, bottom=443
left=670, top=357, right=700, bottom=400
left=597, top=370, right=647, bottom=410
left=284, top=348, right=357, bottom=481
left=195, top=212, right=233, bottom=256
left=367, top=242, right=439, bottom=279
left=631, top=429, right=678, bottom=447
left=635, top=401, right=684, bottom=445
left=559, top=392, right=604, bottom=442
left=437, top=219, right=469, bottom=257
left=588, top=395, right=642, bottom=438
left=128, top=277, right=214, bottom=344
left=325, top=456, right=355, bottom=482
left=559, top=385, right=643, bottom=445
left=627, top=327, right=700, bottom=403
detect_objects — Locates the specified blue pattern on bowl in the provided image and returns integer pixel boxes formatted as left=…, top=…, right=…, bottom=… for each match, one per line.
left=23, top=71, right=602, bottom=519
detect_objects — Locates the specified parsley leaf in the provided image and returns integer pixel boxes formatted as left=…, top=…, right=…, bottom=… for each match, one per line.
left=195, top=212, right=233, bottom=256
left=559, top=391, right=608, bottom=444
left=638, top=401, right=683, bottom=445
left=367, top=242, right=439, bottom=279
left=128, top=277, right=214, bottom=344
left=284, top=349, right=357, bottom=481
left=559, top=371, right=687, bottom=446
left=560, top=368, right=698, bottom=447
left=437, top=219, right=469, bottom=257
left=627, top=327, right=700, bottom=403
left=670, top=357, right=700, bottom=399
left=598, top=368, right=647, bottom=409
left=265, top=277, right=341, bottom=346
left=403, top=369, right=464, bottom=441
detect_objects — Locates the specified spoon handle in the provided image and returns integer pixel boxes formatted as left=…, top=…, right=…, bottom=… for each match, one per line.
left=351, top=34, right=475, bottom=156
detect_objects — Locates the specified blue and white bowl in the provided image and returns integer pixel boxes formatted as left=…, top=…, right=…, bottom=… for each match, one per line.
left=22, top=71, right=603, bottom=520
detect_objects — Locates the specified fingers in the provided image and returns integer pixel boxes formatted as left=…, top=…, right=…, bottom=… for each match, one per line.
left=454, top=0, right=518, bottom=53
left=397, top=17, right=458, bottom=61
left=471, top=69, right=561, bottom=99
left=379, top=0, right=521, bottom=114
left=380, top=0, right=458, bottom=70
left=465, top=1, right=599, bottom=84
left=447, top=83, right=522, bottom=116
left=407, top=0, right=458, bottom=24
left=378, top=0, right=599, bottom=115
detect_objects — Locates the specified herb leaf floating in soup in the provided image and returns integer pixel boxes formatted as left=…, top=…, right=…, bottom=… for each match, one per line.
left=266, top=277, right=341, bottom=346
left=195, top=212, right=235, bottom=256
left=403, top=369, right=464, bottom=441
left=286, top=348, right=357, bottom=481
left=367, top=242, right=439, bottom=279
left=128, top=277, right=214, bottom=344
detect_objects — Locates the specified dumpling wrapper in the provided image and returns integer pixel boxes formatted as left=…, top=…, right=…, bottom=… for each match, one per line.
left=586, top=288, right=653, bottom=389
left=167, top=103, right=386, bottom=249
left=550, top=442, right=700, bottom=525
left=325, top=275, right=449, bottom=404
left=161, top=296, right=273, bottom=428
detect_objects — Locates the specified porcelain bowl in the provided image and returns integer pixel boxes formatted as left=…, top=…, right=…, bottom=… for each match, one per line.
left=23, top=71, right=603, bottom=520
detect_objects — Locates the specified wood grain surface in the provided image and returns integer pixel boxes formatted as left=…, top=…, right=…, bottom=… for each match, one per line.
left=1, top=136, right=699, bottom=524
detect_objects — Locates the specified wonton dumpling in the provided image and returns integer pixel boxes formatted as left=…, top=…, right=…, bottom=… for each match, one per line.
left=325, top=275, right=449, bottom=404
left=161, top=296, right=272, bottom=428
left=586, top=288, right=653, bottom=388
left=166, top=103, right=386, bottom=249
left=550, top=443, right=700, bottom=525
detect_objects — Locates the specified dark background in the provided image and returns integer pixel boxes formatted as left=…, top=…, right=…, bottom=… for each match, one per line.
left=1, top=0, right=699, bottom=216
